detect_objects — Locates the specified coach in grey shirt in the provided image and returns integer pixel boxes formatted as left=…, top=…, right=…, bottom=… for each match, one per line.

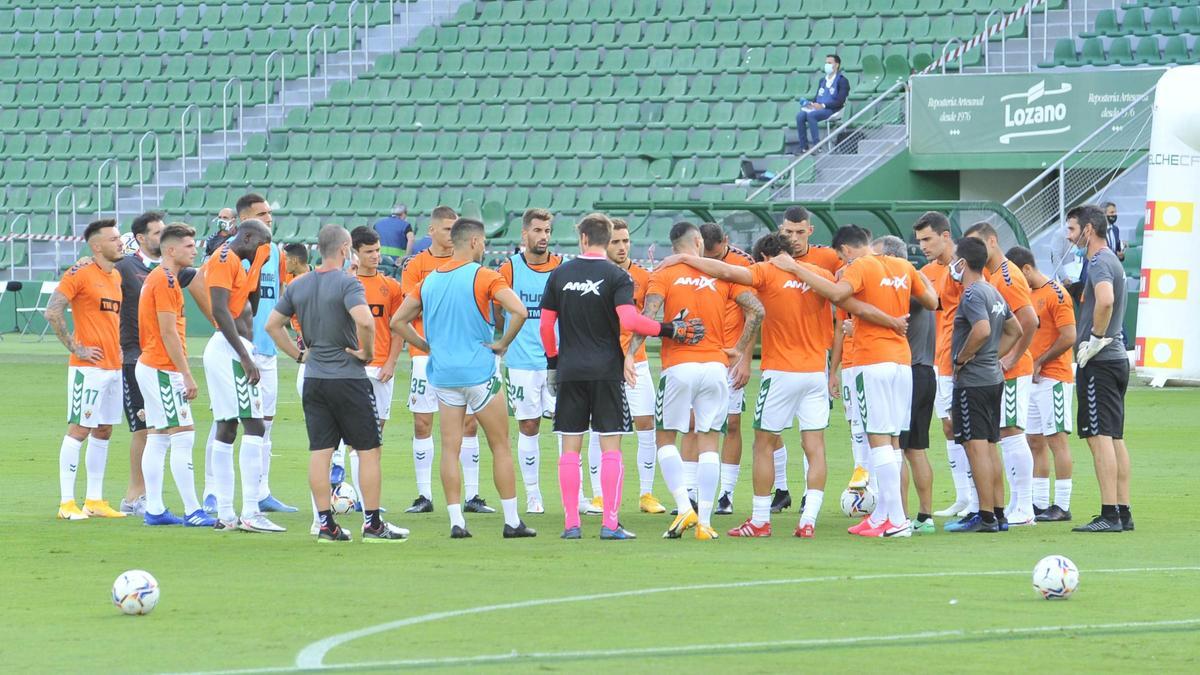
left=1065, top=204, right=1132, bottom=533
left=266, top=224, right=406, bottom=542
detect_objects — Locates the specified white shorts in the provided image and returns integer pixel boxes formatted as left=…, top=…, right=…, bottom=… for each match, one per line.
left=934, top=374, right=954, bottom=420
left=134, top=361, right=194, bottom=430
left=254, top=354, right=278, bottom=417
left=365, top=365, right=395, bottom=420
left=657, top=361, right=729, bottom=433
left=295, top=363, right=305, bottom=398
left=849, top=362, right=912, bottom=436
left=66, top=366, right=123, bottom=427
left=839, top=366, right=863, bottom=433
left=203, top=333, right=265, bottom=421
left=726, top=370, right=745, bottom=415
left=433, top=374, right=503, bottom=415
left=625, top=360, right=656, bottom=418
left=754, top=370, right=830, bottom=433
left=1000, top=374, right=1032, bottom=430
left=1027, top=378, right=1074, bottom=436
left=506, top=368, right=556, bottom=421
left=408, top=355, right=438, bottom=414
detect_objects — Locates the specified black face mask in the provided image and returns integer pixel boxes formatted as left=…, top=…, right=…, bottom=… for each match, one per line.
left=1107, top=215, right=1118, bottom=225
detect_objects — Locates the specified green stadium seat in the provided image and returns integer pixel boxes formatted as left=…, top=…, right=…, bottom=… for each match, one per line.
left=1108, top=37, right=1137, bottom=66
left=1084, top=9, right=1119, bottom=38
left=1134, top=36, right=1162, bottom=64
left=1081, top=38, right=1107, bottom=66
left=1048, top=39, right=1081, bottom=67
left=1163, top=35, right=1191, bottom=63
left=1122, top=8, right=1150, bottom=36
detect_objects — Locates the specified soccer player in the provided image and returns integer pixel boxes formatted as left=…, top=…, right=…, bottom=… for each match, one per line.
left=543, top=214, right=691, bottom=539
left=603, top=218, right=666, bottom=514
left=233, top=194, right=296, bottom=514
left=913, top=212, right=974, bottom=518
left=698, top=222, right=754, bottom=516
left=399, top=206, right=490, bottom=514
left=114, top=211, right=211, bottom=516
left=200, top=219, right=280, bottom=532
left=963, top=223, right=1039, bottom=527
left=771, top=206, right=842, bottom=509
left=946, top=237, right=1022, bottom=533
left=1008, top=245, right=1075, bottom=522
left=875, top=235, right=936, bottom=533
left=133, top=224, right=213, bottom=526
left=266, top=224, right=407, bottom=542
left=769, top=224, right=937, bottom=538
left=498, top=208, right=562, bottom=514
left=631, top=222, right=764, bottom=541
left=391, top=218, right=535, bottom=539
left=1065, top=204, right=1132, bottom=533
left=45, top=220, right=127, bottom=520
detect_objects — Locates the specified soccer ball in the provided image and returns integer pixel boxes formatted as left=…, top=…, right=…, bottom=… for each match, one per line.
left=331, top=482, right=358, bottom=514
left=112, top=570, right=159, bottom=616
left=119, top=231, right=139, bottom=255
left=1032, top=555, right=1080, bottom=599
left=840, top=487, right=876, bottom=517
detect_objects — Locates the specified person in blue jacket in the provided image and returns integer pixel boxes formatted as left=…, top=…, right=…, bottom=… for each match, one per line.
left=796, top=54, right=850, bottom=153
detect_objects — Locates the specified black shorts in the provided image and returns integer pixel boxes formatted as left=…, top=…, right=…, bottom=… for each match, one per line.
left=122, top=362, right=147, bottom=433
left=302, top=377, right=382, bottom=451
left=901, top=365, right=935, bottom=450
left=952, top=383, right=1002, bottom=444
left=553, top=379, right=631, bottom=435
left=1077, top=358, right=1128, bottom=439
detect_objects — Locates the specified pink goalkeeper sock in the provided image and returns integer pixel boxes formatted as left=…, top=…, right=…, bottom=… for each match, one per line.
left=559, top=451, right=582, bottom=530
left=601, top=450, right=624, bottom=530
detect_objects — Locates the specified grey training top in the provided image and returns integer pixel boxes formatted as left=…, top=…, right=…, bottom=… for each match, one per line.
left=274, top=269, right=368, bottom=379
left=1078, top=247, right=1127, bottom=362
left=952, top=280, right=1012, bottom=387
left=907, top=297, right=936, bottom=368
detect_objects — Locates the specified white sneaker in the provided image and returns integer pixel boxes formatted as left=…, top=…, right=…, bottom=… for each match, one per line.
left=577, top=493, right=589, bottom=515
left=883, top=520, right=913, bottom=538
left=526, top=493, right=544, bottom=514
left=239, top=513, right=286, bottom=533
left=584, top=496, right=604, bottom=515
left=383, top=522, right=410, bottom=537
left=310, top=520, right=320, bottom=535
left=119, top=495, right=147, bottom=515
left=1008, top=511, right=1037, bottom=527
left=934, top=501, right=968, bottom=517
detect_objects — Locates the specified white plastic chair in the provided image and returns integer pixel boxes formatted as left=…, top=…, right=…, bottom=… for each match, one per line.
left=16, top=281, right=59, bottom=341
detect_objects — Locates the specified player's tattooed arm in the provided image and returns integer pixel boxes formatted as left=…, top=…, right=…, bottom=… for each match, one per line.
left=841, top=297, right=908, bottom=336
left=728, top=291, right=764, bottom=389
left=656, top=254, right=753, bottom=285
left=389, top=294, right=428, bottom=354
left=45, top=291, right=100, bottom=362
left=628, top=293, right=664, bottom=357
left=769, top=254, right=852, bottom=303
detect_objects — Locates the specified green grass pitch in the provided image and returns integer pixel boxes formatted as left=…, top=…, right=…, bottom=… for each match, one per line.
left=3, top=339, right=1199, bottom=673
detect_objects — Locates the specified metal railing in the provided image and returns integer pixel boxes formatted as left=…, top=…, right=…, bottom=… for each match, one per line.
left=10, top=214, right=31, bottom=278
left=52, top=186, right=75, bottom=266
left=940, top=38, right=963, bottom=74
left=96, top=158, right=119, bottom=222
left=222, top=77, right=245, bottom=155
left=305, top=27, right=330, bottom=106
left=180, top=104, right=202, bottom=182
left=263, top=50, right=285, bottom=124
left=984, top=9, right=1005, bottom=73
left=137, top=132, right=160, bottom=214
left=1000, top=84, right=1156, bottom=246
left=348, top=0, right=369, bottom=72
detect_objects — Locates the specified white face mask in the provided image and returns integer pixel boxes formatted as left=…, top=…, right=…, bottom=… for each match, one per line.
left=824, top=63, right=835, bottom=75
left=949, top=258, right=966, bottom=282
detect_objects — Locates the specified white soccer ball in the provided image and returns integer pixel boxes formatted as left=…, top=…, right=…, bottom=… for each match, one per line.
left=840, top=487, right=876, bottom=517
left=112, top=569, right=159, bottom=616
left=1032, top=555, right=1079, bottom=599
left=120, top=231, right=139, bottom=255
left=331, top=483, right=358, bottom=514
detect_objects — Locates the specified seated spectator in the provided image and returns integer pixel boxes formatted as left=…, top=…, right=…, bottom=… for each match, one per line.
left=373, top=203, right=414, bottom=259
left=795, top=54, right=850, bottom=153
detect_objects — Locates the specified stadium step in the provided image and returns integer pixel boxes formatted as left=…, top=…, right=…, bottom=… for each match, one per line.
left=965, top=4, right=1108, bottom=73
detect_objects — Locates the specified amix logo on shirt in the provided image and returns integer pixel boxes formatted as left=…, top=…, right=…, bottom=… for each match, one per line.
left=880, top=275, right=910, bottom=289
left=782, top=279, right=811, bottom=292
left=562, top=279, right=604, bottom=296
left=672, top=276, right=717, bottom=291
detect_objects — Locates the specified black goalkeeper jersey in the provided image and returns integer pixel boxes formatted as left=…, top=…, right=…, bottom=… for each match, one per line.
left=540, top=255, right=635, bottom=382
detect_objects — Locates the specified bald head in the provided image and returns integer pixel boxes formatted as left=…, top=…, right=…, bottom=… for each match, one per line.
left=231, top=218, right=271, bottom=258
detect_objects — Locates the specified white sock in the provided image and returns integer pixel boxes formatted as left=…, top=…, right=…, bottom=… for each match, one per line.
left=683, top=460, right=698, bottom=501
left=413, top=436, right=434, bottom=499
left=751, top=494, right=772, bottom=526
left=500, top=497, right=520, bottom=528
left=636, top=429, right=657, bottom=494
left=238, top=435, right=264, bottom=518
left=773, top=447, right=788, bottom=491
left=518, top=433, right=541, bottom=493
left=696, top=451, right=719, bottom=526
left=1033, top=477, right=1051, bottom=510
left=1000, top=435, right=1034, bottom=514
left=349, top=450, right=364, bottom=514
left=169, top=431, right=201, bottom=514
left=587, top=432, right=603, bottom=497
left=203, top=421, right=217, bottom=498
left=331, top=441, right=345, bottom=469
left=851, top=432, right=869, bottom=468
left=803, top=453, right=811, bottom=491
left=656, top=445, right=693, bottom=514
left=869, top=444, right=902, bottom=525
left=461, top=435, right=481, bottom=497
left=84, top=436, right=109, bottom=501
left=800, top=488, right=824, bottom=526
left=447, top=503, right=465, bottom=529
left=719, top=462, right=740, bottom=499
left=141, top=434, right=169, bottom=515
left=258, top=420, right=273, bottom=500
left=1054, top=478, right=1073, bottom=511
left=211, top=440, right=237, bottom=521
left=59, top=435, right=83, bottom=503
left=947, top=440, right=972, bottom=505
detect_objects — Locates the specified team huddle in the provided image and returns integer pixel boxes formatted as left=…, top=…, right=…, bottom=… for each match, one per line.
left=47, top=196, right=1133, bottom=541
